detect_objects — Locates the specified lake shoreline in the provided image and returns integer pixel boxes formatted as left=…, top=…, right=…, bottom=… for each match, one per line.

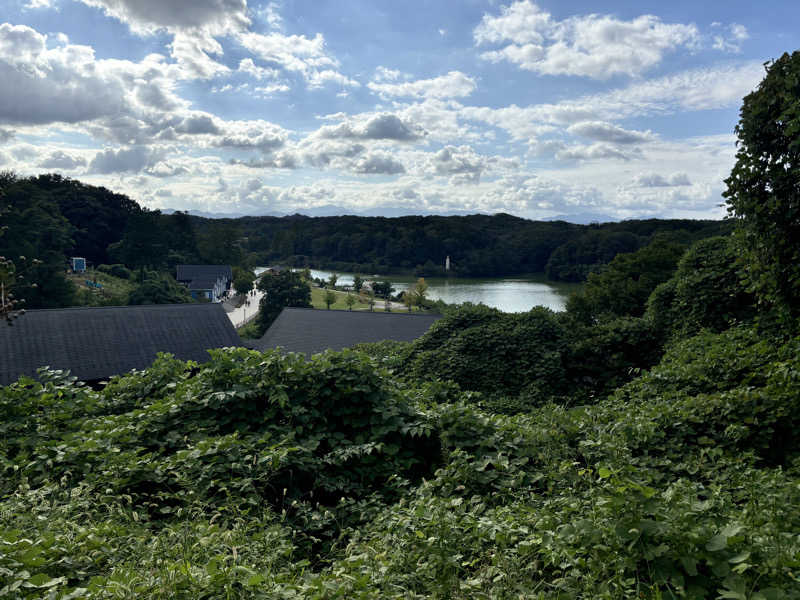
left=257, top=267, right=581, bottom=313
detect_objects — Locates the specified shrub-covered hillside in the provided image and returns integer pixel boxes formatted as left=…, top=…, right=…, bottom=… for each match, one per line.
left=2, top=323, right=799, bottom=598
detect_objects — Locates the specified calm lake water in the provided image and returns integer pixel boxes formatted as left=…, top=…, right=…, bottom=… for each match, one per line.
left=258, top=267, right=579, bottom=313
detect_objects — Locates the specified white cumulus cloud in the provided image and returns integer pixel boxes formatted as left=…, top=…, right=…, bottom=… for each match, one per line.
left=634, top=172, right=691, bottom=187
left=368, top=71, right=476, bottom=100
left=475, top=0, right=699, bottom=79
left=237, top=31, right=359, bottom=89
left=712, top=23, right=749, bottom=53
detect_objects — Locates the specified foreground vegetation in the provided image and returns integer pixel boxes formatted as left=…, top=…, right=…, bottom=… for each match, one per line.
left=2, top=317, right=798, bottom=598
left=2, top=51, right=800, bottom=599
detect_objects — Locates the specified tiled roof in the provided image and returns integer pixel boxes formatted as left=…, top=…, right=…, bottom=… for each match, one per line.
left=247, top=307, right=441, bottom=356
left=0, top=303, right=242, bottom=385
left=176, top=265, right=232, bottom=283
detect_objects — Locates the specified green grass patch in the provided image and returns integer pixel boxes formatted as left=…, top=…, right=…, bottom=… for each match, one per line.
left=310, top=286, right=425, bottom=313
left=68, top=269, right=135, bottom=306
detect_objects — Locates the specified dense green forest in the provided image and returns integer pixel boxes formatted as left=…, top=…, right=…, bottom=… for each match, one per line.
left=2, top=51, right=800, bottom=600
left=212, top=213, right=729, bottom=279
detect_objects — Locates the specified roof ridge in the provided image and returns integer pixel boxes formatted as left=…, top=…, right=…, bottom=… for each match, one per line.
left=23, top=303, right=223, bottom=314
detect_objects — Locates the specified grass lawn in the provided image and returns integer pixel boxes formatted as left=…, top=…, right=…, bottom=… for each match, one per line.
left=310, top=287, right=421, bottom=313
left=311, top=287, right=369, bottom=310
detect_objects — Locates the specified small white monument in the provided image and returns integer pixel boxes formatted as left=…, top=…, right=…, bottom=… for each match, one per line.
left=445, top=255, right=450, bottom=271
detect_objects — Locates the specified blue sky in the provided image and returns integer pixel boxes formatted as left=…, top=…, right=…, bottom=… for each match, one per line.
left=0, top=0, right=797, bottom=220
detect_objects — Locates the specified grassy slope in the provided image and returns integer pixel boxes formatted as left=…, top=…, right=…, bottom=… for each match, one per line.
left=68, top=270, right=134, bottom=306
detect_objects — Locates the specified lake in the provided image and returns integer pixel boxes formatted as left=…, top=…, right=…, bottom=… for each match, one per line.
left=258, top=267, right=579, bottom=313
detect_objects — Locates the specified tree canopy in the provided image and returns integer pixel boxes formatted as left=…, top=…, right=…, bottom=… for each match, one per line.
left=255, top=270, right=312, bottom=333
left=127, top=271, right=193, bottom=305
left=565, top=238, right=686, bottom=324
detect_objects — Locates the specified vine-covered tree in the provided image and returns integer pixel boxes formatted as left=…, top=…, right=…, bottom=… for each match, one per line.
left=645, top=236, right=756, bottom=337
left=723, top=51, right=800, bottom=324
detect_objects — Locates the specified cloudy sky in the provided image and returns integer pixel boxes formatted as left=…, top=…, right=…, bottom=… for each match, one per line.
left=0, top=0, right=797, bottom=220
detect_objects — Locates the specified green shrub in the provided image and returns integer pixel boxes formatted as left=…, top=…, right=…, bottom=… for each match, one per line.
left=563, top=316, right=664, bottom=401
left=110, top=264, right=131, bottom=279
left=403, top=305, right=567, bottom=398
left=645, top=236, right=756, bottom=337
left=127, top=272, right=192, bottom=304
left=97, top=263, right=132, bottom=279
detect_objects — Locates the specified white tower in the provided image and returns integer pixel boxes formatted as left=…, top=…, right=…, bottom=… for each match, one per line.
left=445, top=256, right=450, bottom=271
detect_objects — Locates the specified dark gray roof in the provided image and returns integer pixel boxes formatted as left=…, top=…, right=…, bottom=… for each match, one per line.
left=176, top=265, right=232, bottom=283
left=0, top=303, right=242, bottom=385
left=248, top=307, right=441, bottom=356
left=186, top=277, right=219, bottom=290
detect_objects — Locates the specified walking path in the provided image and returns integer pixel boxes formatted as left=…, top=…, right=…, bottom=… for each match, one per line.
left=225, top=287, right=264, bottom=328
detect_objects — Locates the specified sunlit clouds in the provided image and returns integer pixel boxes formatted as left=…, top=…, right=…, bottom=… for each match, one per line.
left=0, top=0, right=795, bottom=220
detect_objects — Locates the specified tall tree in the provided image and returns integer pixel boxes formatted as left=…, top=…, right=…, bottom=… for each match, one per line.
left=361, top=287, right=375, bottom=311
left=232, top=267, right=256, bottom=295
left=108, top=210, right=165, bottom=270
left=372, top=280, right=394, bottom=298
left=255, top=270, right=312, bottom=334
left=164, top=211, right=200, bottom=267
left=403, top=291, right=414, bottom=312
left=723, top=51, right=800, bottom=324
left=0, top=173, right=76, bottom=309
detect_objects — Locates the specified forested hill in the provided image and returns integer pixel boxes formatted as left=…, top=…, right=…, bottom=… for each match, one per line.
left=224, top=212, right=730, bottom=279
left=2, top=171, right=731, bottom=310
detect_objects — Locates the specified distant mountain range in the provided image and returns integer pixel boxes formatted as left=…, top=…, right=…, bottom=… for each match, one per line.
left=163, top=206, right=621, bottom=224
